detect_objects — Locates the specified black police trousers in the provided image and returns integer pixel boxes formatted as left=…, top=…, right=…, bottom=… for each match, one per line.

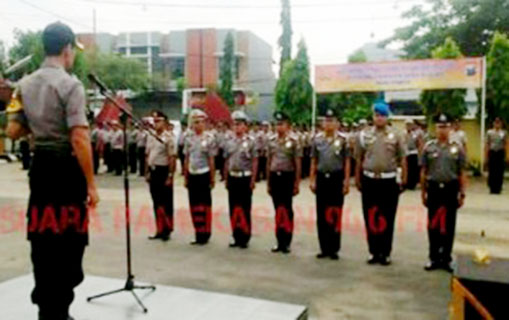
left=257, top=156, right=267, bottom=181
left=426, top=180, right=459, bottom=263
left=269, top=171, right=295, bottom=249
left=28, top=149, right=88, bottom=320
left=129, top=143, right=137, bottom=174
left=112, top=149, right=124, bottom=176
left=361, top=176, right=400, bottom=257
left=149, top=166, right=174, bottom=237
left=406, top=154, right=419, bottom=190
left=104, top=143, right=113, bottom=172
left=316, top=171, right=344, bottom=255
left=188, top=172, right=212, bottom=243
left=488, top=150, right=505, bottom=194
left=227, top=175, right=252, bottom=246
left=138, top=147, right=146, bottom=176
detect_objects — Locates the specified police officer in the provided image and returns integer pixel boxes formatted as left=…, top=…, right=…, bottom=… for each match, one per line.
left=110, top=120, right=124, bottom=176
left=91, top=123, right=100, bottom=174
left=6, top=22, right=99, bottom=320
left=136, top=122, right=148, bottom=176
left=310, top=109, right=350, bottom=260
left=405, top=119, right=422, bottom=190
left=104, top=123, right=113, bottom=173
left=355, top=102, right=407, bottom=266
left=177, top=120, right=188, bottom=175
left=128, top=125, right=139, bottom=174
left=184, top=109, right=217, bottom=245
left=223, top=111, right=258, bottom=249
left=146, top=111, right=176, bottom=241
left=421, top=114, right=466, bottom=272
left=257, top=121, right=270, bottom=181
left=486, top=117, right=508, bottom=194
left=267, top=111, right=302, bottom=254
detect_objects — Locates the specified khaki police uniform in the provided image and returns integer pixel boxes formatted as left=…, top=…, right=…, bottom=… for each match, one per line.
left=311, top=131, right=350, bottom=257
left=267, top=130, right=303, bottom=251
left=184, top=128, right=217, bottom=244
left=356, top=126, right=406, bottom=260
left=128, top=128, right=139, bottom=174
left=486, top=128, right=507, bottom=194
left=136, top=129, right=148, bottom=176
left=421, top=139, right=466, bottom=265
left=146, top=131, right=175, bottom=238
left=111, top=127, right=124, bottom=176
left=224, top=131, right=258, bottom=247
left=405, top=129, right=421, bottom=190
left=7, top=59, right=90, bottom=319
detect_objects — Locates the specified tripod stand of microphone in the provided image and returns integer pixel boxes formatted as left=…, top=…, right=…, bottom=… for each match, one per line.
left=86, top=74, right=161, bottom=313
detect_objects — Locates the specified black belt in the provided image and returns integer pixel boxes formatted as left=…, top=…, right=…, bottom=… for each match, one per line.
left=318, top=171, right=343, bottom=179
left=428, top=180, right=458, bottom=189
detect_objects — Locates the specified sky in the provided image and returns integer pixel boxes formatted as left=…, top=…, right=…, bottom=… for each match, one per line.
left=0, top=0, right=425, bottom=68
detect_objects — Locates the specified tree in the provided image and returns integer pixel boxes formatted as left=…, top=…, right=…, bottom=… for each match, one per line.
left=278, top=0, right=292, bottom=76
left=486, top=32, right=509, bottom=124
left=385, top=0, right=509, bottom=58
left=275, top=39, right=313, bottom=125
left=420, top=37, right=467, bottom=121
left=93, top=53, right=149, bottom=92
left=316, top=50, right=376, bottom=124
left=218, top=32, right=235, bottom=108
left=8, top=29, right=44, bottom=79
left=0, top=41, right=6, bottom=74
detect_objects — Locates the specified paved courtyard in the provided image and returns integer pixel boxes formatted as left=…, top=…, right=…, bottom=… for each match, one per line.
left=1, top=162, right=508, bottom=319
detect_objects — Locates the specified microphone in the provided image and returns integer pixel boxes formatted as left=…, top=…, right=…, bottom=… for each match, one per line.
left=88, top=73, right=108, bottom=94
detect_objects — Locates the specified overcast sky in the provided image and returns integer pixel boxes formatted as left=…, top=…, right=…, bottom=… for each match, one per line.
left=0, top=0, right=425, bottom=67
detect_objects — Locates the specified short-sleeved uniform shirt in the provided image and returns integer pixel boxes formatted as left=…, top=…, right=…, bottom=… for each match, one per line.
left=223, top=134, right=258, bottom=172
left=356, top=126, right=406, bottom=173
left=146, top=131, right=175, bottom=167
left=420, top=140, right=466, bottom=183
left=311, top=132, right=350, bottom=173
left=267, top=133, right=303, bottom=172
left=184, top=131, right=217, bottom=174
left=406, top=130, right=420, bottom=155
left=487, top=129, right=507, bottom=152
left=111, top=129, right=124, bottom=150
left=8, top=60, right=89, bottom=150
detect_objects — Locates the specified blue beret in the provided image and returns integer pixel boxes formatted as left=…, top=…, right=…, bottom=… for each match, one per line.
left=373, top=102, right=390, bottom=117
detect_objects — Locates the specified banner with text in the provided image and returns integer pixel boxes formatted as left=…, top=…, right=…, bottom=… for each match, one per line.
left=315, top=58, right=483, bottom=93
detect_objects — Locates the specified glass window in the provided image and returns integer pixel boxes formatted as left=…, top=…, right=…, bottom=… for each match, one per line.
left=131, top=46, right=148, bottom=55
left=169, top=57, right=185, bottom=78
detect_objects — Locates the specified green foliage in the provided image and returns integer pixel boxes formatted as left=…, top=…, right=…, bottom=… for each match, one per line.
left=486, top=32, right=509, bottom=124
left=316, top=49, right=375, bottom=124
left=278, top=0, right=292, bottom=76
left=385, top=0, right=509, bottom=58
left=218, top=32, right=235, bottom=108
left=348, top=50, right=367, bottom=63
left=92, top=53, right=149, bottom=92
left=420, top=37, right=467, bottom=121
left=176, top=77, right=187, bottom=96
left=0, top=41, right=6, bottom=74
left=275, top=39, right=313, bottom=125
left=8, top=29, right=44, bottom=79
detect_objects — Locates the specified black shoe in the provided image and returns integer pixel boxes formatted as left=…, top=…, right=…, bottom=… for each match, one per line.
left=239, top=244, right=249, bottom=249
left=161, top=234, right=170, bottom=242
left=440, top=261, right=454, bottom=273
left=424, top=261, right=441, bottom=271
left=148, top=234, right=162, bottom=240
left=367, top=255, right=379, bottom=265
left=229, top=242, right=238, bottom=248
left=190, top=240, right=206, bottom=246
left=281, top=247, right=291, bottom=254
left=329, top=253, right=340, bottom=260
left=271, top=246, right=281, bottom=253
left=379, top=256, right=392, bottom=266
left=316, top=253, right=328, bottom=259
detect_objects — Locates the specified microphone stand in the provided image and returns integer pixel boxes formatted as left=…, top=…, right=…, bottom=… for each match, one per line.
left=86, top=75, right=161, bottom=313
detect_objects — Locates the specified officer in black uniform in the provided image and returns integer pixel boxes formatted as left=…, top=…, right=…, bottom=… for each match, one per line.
left=486, top=117, right=508, bottom=194
left=6, top=22, right=99, bottom=320
left=145, top=111, right=176, bottom=241
left=223, top=111, right=258, bottom=248
left=267, top=111, right=302, bottom=254
left=184, top=109, right=217, bottom=245
left=421, top=114, right=466, bottom=272
left=309, top=109, right=350, bottom=260
left=355, top=102, right=407, bottom=266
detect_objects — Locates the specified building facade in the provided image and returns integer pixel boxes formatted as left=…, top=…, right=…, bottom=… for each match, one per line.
left=78, top=29, right=276, bottom=120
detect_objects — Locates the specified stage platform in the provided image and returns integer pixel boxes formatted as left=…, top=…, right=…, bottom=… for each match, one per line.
left=0, top=274, right=308, bottom=320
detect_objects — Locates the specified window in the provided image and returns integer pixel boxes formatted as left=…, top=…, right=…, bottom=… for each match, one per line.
left=131, top=46, right=148, bottom=55
left=118, top=47, right=127, bottom=55
left=169, top=57, right=185, bottom=78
